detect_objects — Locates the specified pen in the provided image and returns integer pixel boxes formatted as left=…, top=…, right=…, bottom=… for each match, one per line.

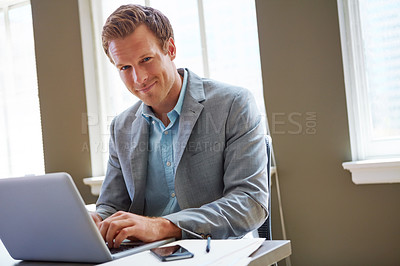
left=206, top=236, right=211, bottom=253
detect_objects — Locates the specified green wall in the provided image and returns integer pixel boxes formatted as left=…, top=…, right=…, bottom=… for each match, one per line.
left=255, top=0, right=400, bottom=265
left=31, top=0, right=96, bottom=203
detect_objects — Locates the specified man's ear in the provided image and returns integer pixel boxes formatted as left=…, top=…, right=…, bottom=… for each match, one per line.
left=167, top=37, right=176, bottom=60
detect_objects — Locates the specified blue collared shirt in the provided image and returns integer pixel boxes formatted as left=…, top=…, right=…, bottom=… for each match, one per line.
left=142, top=69, right=188, bottom=217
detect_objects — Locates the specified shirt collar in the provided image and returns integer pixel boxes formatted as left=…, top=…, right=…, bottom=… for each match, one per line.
left=173, top=68, right=188, bottom=116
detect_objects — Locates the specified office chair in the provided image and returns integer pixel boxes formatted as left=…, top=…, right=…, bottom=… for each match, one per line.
left=257, top=135, right=291, bottom=266
left=257, top=135, right=272, bottom=240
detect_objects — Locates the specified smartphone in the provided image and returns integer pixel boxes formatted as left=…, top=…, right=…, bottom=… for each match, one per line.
left=150, top=245, right=194, bottom=261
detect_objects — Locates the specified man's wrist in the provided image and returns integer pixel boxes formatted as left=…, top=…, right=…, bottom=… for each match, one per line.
left=158, top=218, right=182, bottom=239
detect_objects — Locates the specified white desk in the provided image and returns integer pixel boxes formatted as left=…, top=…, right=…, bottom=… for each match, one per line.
left=0, top=239, right=291, bottom=266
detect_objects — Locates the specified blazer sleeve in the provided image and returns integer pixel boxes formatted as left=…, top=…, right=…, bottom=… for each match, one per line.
left=164, top=88, right=269, bottom=239
left=95, top=118, right=132, bottom=220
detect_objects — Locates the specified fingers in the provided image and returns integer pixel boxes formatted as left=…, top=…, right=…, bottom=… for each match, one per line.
left=98, top=212, right=176, bottom=248
left=108, top=211, right=127, bottom=219
left=90, top=212, right=103, bottom=229
left=113, top=227, right=133, bottom=248
left=99, top=211, right=138, bottom=248
left=104, top=219, right=132, bottom=248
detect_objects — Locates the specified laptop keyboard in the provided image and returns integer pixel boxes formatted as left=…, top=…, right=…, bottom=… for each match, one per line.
left=109, top=242, right=145, bottom=254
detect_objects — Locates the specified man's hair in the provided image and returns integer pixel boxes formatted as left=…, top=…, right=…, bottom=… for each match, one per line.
left=102, top=4, right=174, bottom=60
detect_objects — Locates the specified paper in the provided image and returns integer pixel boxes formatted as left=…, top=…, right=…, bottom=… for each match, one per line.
left=101, top=238, right=265, bottom=266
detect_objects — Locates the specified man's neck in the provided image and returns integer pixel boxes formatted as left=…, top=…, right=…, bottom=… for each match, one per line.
left=158, top=113, right=170, bottom=127
left=152, top=71, right=184, bottom=127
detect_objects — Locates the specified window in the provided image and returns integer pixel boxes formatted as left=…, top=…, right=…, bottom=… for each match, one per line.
left=0, top=0, right=44, bottom=178
left=338, top=0, right=400, bottom=184
left=80, top=0, right=266, bottom=175
left=338, top=0, right=400, bottom=160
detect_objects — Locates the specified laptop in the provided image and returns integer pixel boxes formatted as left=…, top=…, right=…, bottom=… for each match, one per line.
left=0, top=172, right=174, bottom=263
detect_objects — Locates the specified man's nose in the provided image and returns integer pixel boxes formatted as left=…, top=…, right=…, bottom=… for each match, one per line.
left=132, top=67, right=148, bottom=85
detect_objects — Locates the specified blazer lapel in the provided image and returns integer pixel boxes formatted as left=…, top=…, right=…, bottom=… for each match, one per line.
left=175, top=69, right=206, bottom=167
left=129, top=104, right=149, bottom=215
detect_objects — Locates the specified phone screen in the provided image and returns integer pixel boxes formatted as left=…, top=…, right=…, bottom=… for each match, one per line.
left=150, top=245, right=194, bottom=261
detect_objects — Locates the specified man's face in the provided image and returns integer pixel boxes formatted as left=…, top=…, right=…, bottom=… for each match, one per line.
left=108, top=25, right=180, bottom=114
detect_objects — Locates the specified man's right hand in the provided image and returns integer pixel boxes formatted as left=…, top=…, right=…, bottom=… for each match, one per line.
left=90, top=212, right=103, bottom=229
left=98, top=211, right=182, bottom=248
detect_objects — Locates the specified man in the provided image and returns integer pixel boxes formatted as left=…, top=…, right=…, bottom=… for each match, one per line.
left=91, top=4, right=269, bottom=248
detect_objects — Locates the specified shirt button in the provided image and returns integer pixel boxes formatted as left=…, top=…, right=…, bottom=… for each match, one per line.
left=164, top=131, right=168, bottom=135
left=166, top=161, right=171, bottom=167
left=152, top=121, right=155, bottom=125
left=171, top=192, right=176, bottom=198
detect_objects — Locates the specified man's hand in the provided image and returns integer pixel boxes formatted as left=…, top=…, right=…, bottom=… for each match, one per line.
left=90, top=212, right=103, bottom=228
left=98, top=211, right=182, bottom=248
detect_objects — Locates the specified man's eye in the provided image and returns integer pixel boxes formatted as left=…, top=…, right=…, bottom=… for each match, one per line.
left=142, top=57, right=151, bottom=62
left=121, top=66, right=130, bottom=71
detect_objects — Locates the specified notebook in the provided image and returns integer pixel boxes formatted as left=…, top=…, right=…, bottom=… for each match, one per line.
left=0, top=172, right=174, bottom=263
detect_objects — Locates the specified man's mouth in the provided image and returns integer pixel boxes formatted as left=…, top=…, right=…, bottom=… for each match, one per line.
left=137, top=81, right=156, bottom=94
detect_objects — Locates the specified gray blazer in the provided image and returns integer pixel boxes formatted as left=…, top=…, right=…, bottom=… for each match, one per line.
left=96, top=69, right=269, bottom=239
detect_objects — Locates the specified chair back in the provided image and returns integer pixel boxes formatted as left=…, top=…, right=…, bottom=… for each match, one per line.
left=257, top=135, right=272, bottom=240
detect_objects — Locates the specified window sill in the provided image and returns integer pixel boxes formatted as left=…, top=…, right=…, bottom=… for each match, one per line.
left=342, top=158, right=400, bottom=184
left=83, top=176, right=104, bottom=196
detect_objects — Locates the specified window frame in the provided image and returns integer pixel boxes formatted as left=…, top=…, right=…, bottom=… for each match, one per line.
left=0, top=0, right=45, bottom=178
left=78, top=0, right=106, bottom=177
left=337, top=0, right=400, bottom=184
